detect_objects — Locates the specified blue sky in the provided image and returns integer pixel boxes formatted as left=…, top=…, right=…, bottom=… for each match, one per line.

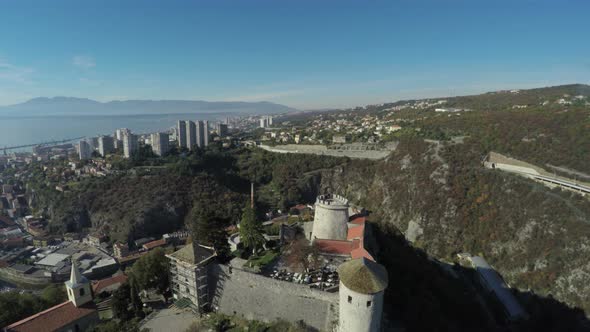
left=1, top=0, right=589, bottom=109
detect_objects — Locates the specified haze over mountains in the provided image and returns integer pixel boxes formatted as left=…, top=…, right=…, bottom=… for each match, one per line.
left=0, top=97, right=297, bottom=117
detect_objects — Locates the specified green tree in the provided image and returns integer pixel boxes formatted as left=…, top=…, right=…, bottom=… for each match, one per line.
left=191, top=203, right=231, bottom=261
left=111, top=282, right=133, bottom=321
left=40, top=284, right=67, bottom=305
left=128, top=248, right=170, bottom=296
left=239, top=206, right=265, bottom=255
left=129, top=277, right=144, bottom=318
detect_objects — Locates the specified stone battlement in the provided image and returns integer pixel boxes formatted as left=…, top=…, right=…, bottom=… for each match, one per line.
left=316, top=193, right=349, bottom=207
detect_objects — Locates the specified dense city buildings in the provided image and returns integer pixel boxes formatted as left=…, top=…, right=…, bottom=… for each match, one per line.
left=97, top=136, right=114, bottom=157
left=177, top=120, right=187, bottom=149
left=150, top=132, right=169, bottom=156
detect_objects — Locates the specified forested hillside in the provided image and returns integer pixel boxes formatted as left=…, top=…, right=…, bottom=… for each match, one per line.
left=318, top=137, right=590, bottom=324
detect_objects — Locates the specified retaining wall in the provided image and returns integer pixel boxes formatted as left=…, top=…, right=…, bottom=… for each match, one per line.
left=209, top=263, right=338, bottom=331
left=0, top=267, right=51, bottom=287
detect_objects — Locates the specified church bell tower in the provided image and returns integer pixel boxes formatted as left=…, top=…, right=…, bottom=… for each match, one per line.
left=65, top=260, right=93, bottom=307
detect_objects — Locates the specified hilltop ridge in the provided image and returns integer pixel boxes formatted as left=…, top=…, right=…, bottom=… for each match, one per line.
left=0, top=97, right=297, bottom=116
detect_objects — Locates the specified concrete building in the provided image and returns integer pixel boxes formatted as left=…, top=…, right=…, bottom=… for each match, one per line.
left=337, top=257, right=388, bottom=332
left=186, top=121, right=197, bottom=150
left=97, top=136, right=114, bottom=157
left=115, top=128, right=128, bottom=141
left=259, top=116, right=273, bottom=128
left=113, top=138, right=122, bottom=150
left=113, top=242, right=129, bottom=259
left=333, top=135, right=347, bottom=144
left=4, top=263, right=99, bottom=332
left=87, top=137, right=99, bottom=151
left=122, top=131, right=138, bottom=158
left=166, top=243, right=216, bottom=313
left=203, top=120, right=210, bottom=147
left=195, top=120, right=204, bottom=148
left=311, top=194, right=349, bottom=241
left=151, top=132, right=170, bottom=156
left=195, top=120, right=209, bottom=148
left=177, top=120, right=187, bottom=149
left=78, top=140, right=92, bottom=160
left=216, top=123, right=228, bottom=137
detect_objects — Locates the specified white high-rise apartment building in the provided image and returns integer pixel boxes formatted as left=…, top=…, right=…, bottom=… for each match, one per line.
left=203, top=120, right=209, bottom=147
left=177, top=120, right=187, bottom=149
left=151, top=132, right=170, bottom=156
left=78, top=140, right=92, bottom=160
left=196, top=120, right=205, bottom=148
left=122, top=131, right=138, bottom=158
left=97, top=136, right=114, bottom=157
left=186, top=121, right=197, bottom=150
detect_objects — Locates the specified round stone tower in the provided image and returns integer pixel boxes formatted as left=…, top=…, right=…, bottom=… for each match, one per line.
left=337, top=257, right=389, bottom=332
left=312, top=194, right=349, bottom=240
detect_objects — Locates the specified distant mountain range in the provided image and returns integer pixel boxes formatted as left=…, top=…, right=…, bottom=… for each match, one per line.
left=0, top=97, right=298, bottom=116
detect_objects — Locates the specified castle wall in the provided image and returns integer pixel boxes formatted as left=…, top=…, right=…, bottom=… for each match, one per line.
left=338, top=283, right=384, bottom=332
left=209, top=263, right=339, bottom=331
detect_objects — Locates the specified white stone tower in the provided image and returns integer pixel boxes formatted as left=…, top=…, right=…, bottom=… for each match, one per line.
left=65, top=261, right=93, bottom=307
left=312, top=194, right=349, bottom=240
left=337, top=257, right=389, bottom=332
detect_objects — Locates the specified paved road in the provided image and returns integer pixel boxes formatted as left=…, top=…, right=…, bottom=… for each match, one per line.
left=259, top=144, right=390, bottom=159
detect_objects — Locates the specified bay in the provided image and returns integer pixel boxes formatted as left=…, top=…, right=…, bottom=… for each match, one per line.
left=0, top=112, right=233, bottom=151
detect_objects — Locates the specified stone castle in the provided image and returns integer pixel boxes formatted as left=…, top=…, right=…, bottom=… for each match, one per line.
left=166, top=193, right=388, bottom=332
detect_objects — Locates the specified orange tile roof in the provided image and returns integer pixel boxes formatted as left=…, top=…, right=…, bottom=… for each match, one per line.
left=92, top=273, right=128, bottom=294
left=316, top=216, right=374, bottom=261
left=292, top=204, right=307, bottom=210
left=142, top=238, right=166, bottom=250
left=5, top=301, right=97, bottom=332
left=315, top=240, right=353, bottom=256
left=350, top=216, right=366, bottom=225
left=117, top=251, right=147, bottom=264
left=347, top=224, right=365, bottom=240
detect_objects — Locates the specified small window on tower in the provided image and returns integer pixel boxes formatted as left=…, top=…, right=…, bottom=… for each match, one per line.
left=347, top=296, right=352, bottom=303
left=79, top=288, right=85, bottom=296
left=366, top=301, right=372, bottom=307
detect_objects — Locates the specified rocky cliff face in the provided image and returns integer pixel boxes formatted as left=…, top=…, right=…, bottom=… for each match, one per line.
left=319, top=138, right=590, bottom=315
